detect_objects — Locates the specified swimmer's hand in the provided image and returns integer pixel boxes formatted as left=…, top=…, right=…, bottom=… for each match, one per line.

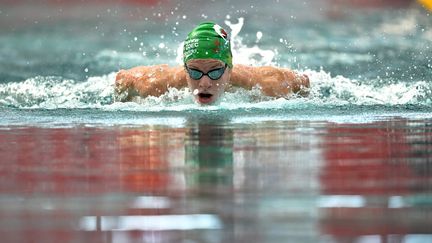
left=114, top=65, right=187, bottom=102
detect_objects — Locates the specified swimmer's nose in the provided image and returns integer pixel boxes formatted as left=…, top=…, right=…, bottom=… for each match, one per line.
left=199, top=76, right=212, bottom=89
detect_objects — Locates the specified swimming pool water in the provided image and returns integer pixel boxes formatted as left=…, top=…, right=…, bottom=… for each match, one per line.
left=1, top=119, right=432, bottom=242
left=0, top=0, right=431, bottom=242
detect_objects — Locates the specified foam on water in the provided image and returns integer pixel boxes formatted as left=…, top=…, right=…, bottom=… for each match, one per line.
left=1, top=68, right=431, bottom=111
left=0, top=73, right=115, bottom=109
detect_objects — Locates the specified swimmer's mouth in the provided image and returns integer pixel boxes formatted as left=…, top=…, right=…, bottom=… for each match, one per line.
left=198, top=93, right=213, bottom=99
left=197, top=92, right=214, bottom=104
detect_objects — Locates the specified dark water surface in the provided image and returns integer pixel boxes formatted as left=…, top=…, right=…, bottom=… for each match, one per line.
left=1, top=118, right=432, bottom=243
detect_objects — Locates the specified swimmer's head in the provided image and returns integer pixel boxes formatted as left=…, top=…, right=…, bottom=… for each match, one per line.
left=183, top=22, right=232, bottom=68
left=183, top=22, right=233, bottom=105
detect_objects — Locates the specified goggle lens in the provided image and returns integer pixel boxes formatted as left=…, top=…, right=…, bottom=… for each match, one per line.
left=207, top=68, right=225, bottom=80
left=189, top=69, right=204, bottom=80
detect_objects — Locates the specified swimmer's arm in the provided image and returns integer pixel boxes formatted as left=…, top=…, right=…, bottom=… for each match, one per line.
left=230, top=64, right=310, bottom=97
left=115, top=65, right=187, bottom=101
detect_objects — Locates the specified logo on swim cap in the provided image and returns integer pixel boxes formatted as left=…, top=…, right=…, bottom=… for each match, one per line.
left=183, top=22, right=233, bottom=68
left=213, top=24, right=228, bottom=40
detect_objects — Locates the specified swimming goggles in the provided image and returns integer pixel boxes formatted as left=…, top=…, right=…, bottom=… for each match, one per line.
left=185, top=64, right=227, bottom=80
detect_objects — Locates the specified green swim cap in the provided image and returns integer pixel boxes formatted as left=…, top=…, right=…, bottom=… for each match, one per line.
left=183, top=22, right=233, bottom=67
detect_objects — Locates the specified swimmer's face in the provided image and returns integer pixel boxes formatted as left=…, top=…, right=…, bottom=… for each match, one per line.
left=185, top=59, right=231, bottom=105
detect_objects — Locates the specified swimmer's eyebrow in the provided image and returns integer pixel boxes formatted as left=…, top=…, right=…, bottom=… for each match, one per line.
left=188, top=63, right=223, bottom=70
left=208, top=64, right=224, bottom=69
left=203, top=64, right=224, bottom=70
left=186, top=65, right=200, bottom=69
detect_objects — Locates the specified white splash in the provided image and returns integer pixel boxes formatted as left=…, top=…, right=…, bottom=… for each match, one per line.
left=304, top=69, right=432, bottom=106
left=1, top=69, right=431, bottom=110
left=0, top=73, right=116, bottom=109
left=225, top=17, right=275, bottom=66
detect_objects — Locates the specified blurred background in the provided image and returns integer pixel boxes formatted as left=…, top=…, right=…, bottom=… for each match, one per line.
left=0, top=0, right=430, bottom=83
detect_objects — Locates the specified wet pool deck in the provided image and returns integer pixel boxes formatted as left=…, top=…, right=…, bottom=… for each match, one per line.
left=0, top=118, right=431, bottom=243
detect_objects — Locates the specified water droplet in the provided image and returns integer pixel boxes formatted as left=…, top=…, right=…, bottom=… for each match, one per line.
left=159, top=43, right=165, bottom=49
left=193, top=89, right=199, bottom=95
left=256, top=31, right=262, bottom=41
left=84, top=68, right=89, bottom=73
left=182, top=15, right=187, bottom=19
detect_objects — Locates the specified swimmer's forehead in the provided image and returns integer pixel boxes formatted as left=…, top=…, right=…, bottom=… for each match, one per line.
left=186, top=59, right=224, bottom=68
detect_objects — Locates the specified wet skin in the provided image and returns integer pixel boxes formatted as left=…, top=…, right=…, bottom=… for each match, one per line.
left=114, top=60, right=309, bottom=103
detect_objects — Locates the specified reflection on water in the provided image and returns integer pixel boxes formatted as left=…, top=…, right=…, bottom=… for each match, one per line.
left=185, top=122, right=234, bottom=187
left=0, top=118, right=431, bottom=242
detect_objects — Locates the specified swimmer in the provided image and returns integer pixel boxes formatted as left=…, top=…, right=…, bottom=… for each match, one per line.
left=115, top=22, right=310, bottom=104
